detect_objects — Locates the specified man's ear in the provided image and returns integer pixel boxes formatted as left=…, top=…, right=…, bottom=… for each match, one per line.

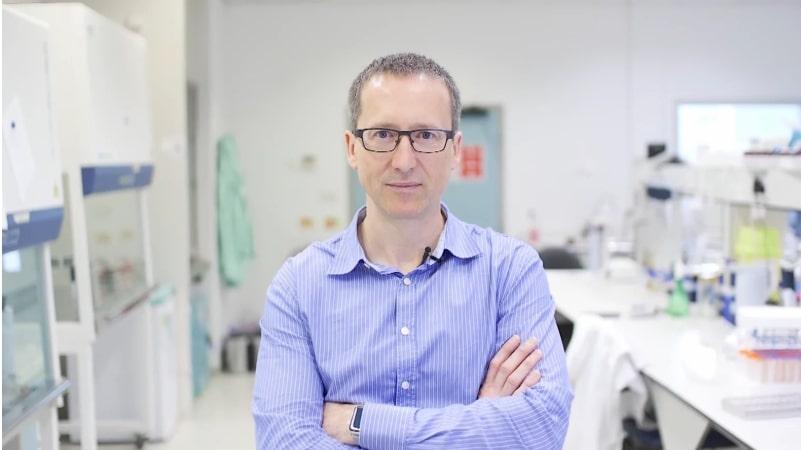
left=344, top=130, right=358, bottom=170
left=450, top=131, right=463, bottom=171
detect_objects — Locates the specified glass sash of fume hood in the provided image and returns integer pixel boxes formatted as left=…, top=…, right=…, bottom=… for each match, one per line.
left=81, top=165, right=155, bottom=326
left=50, top=184, right=82, bottom=323
left=2, top=245, right=69, bottom=438
left=85, top=188, right=152, bottom=323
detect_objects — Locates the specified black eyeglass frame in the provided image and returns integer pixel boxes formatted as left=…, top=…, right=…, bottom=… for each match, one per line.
left=354, top=128, right=455, bottom=153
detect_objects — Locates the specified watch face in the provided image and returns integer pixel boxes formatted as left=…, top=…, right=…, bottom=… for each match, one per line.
left=350, top=406, right=363, bottom=432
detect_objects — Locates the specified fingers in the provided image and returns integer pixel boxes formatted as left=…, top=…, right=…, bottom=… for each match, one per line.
left=512, top=368, right=543, bottom=396
left=479, top=335, right=544, bottom=400
left=484, top=335, right=521, bottom=385
left=493, top=338, right=539, bottom=390
left=502, top=347, right=543, bottom=394
left=501, top=347, right=542, bottom=395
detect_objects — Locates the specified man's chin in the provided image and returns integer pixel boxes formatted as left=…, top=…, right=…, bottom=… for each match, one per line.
left=382, top=201, right=429, bottom=221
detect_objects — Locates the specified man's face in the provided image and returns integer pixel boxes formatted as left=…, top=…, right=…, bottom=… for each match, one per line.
left=345, top=73, right=462, bottom=221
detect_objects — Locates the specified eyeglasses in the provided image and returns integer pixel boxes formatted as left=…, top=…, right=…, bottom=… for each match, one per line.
left=354, top=128, right=455, bottom=153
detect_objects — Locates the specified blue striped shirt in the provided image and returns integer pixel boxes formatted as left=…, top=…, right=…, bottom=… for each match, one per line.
left=252, top=205, right=573, bottom=449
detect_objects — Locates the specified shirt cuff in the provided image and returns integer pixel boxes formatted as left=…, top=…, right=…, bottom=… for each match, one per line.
left=359, top=403, right=414, bottom=450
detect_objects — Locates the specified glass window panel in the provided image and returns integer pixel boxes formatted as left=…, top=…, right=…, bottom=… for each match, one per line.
left=83, top=189, right=150, bottom=321
left=677, top=103, right=801, bottom=164
left=50, top=174, right=80, bottom=322
left=3, top=246, right=54, bottom=416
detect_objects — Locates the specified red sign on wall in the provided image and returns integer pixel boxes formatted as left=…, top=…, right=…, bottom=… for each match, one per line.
left=459, top=145, right=485, bottom=181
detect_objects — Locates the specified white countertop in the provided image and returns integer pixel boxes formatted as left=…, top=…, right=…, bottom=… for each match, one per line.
left=547, top=270, right=801, bottom=450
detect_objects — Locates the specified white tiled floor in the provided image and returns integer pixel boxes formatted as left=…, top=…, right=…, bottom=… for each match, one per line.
left=64, top=373, right=256, bottom=450
left=148, top=373, right=255, bottom=450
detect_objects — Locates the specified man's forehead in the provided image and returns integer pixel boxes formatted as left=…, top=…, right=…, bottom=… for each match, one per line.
left=368, top=71, right=433, bottom=86
left=365, top=72, right=446, bottom=92
left=358, top=71, right=452, bottom=127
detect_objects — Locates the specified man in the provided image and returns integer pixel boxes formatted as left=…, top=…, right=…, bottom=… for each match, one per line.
left=253, top=53, right=572, bottom=449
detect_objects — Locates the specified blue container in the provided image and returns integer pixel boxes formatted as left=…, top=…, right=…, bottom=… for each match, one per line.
left=191, top=289, right=211, bottom=397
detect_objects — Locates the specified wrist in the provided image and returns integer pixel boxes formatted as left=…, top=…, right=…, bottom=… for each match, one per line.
left=359, top=403, right=415, bottom=450
left=348, top=404, right=363, bottom=444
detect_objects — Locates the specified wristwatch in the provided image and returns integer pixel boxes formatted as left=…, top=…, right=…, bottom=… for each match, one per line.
left=348, top=405, right=364, bottom=440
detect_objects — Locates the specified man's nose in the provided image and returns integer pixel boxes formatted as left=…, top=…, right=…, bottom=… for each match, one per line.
left=391, top=135, right=417, bottom=172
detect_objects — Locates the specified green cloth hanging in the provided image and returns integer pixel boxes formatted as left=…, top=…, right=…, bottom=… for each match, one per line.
left=217, top=134, right=254, bottom=286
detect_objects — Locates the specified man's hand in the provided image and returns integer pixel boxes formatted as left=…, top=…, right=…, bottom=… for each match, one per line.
left=322, top=402, right=358, bottom=446
left=479, top=335, right=543, bottom=398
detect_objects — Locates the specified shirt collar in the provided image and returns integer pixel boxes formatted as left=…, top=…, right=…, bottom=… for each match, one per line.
left=328, top=203, right=481, bottom=276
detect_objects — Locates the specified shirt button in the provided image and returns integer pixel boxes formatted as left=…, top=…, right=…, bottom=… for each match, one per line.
left=401, top=381, right=411, bottom=390
left=400, top=326, right=410, bottom=336
left=403, top=277, right=411, bottom=286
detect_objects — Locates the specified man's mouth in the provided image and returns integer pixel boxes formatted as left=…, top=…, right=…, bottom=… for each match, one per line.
left=387, top=182, right=422, bottom=189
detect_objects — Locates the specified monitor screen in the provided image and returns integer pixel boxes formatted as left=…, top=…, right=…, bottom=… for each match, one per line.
left=676, top=102, right=801, bottom=164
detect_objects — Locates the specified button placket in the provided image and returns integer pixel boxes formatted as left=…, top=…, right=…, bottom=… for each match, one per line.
left=396, top=274, right=416, bottom=405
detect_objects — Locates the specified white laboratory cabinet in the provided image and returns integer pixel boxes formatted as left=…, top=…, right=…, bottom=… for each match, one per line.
left=2, top=8, right=69, bottom=450
left=10, top=3, right=177, bottom=448
left=13, top=3, right=152, bottom=167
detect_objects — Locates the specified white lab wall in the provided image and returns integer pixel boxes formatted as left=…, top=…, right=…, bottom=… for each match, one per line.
left=186, top=0, right=227, bottom=368
left=629, top=1, right=801, bottom=157
left=197, top=0, right=801, bottom=340
left=212, top=0, right=632, bottom=325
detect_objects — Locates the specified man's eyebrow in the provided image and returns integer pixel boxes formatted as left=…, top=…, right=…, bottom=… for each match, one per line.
left=360, top=122, right=398, bottom=129
left=408, top=123, right=446, bottom=130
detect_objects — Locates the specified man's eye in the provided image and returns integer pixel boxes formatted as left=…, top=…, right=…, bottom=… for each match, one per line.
left=369, top=130, right=396, bottom=140
left=415, top=130, right=443, bottom=141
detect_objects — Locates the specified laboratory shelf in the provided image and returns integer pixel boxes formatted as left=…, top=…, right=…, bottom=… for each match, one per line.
left=743, top=152, right=801, bottom=175
left=644, top=162, right=801, bottom=210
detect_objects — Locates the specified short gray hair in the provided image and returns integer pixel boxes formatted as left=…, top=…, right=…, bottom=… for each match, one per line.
left=348, top=53, right=461, bottom=131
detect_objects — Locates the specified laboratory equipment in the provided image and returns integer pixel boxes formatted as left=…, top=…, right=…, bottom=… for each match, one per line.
left=735, top=306, right=801, bottom=383
left=3, top=7, right=69, bottom=449
left=780, top=211, right=801, bottom=307
left=12, top=3, right=177, bottom=447
left=722, top=393, right=801, bottom=420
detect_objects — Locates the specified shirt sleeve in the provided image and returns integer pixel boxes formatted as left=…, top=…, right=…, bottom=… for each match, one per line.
left=358, top=245, right=573, bottom=450
left=252, top=258, right=354, bottom=449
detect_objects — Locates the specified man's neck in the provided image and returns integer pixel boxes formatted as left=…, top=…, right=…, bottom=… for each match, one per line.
left=358, top=204, right=445, bottom=274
